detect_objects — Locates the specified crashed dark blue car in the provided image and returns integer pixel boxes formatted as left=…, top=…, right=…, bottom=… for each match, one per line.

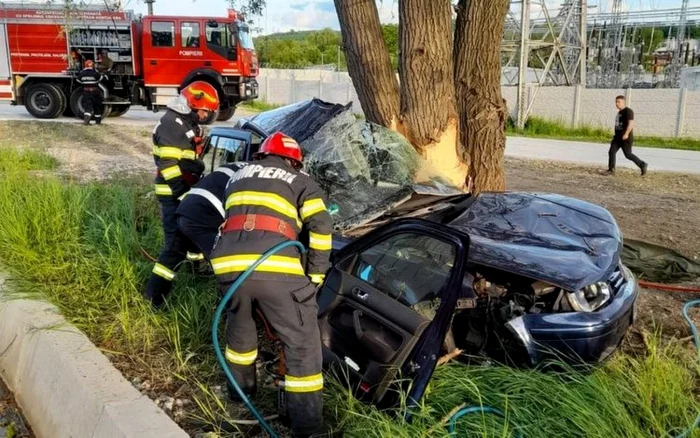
left=204, top=99, right=639, bottom=407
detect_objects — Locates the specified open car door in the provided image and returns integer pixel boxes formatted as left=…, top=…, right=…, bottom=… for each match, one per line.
left=317, top=219, right=470, bottom=409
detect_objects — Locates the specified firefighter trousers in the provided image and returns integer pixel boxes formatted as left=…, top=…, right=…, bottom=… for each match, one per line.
left=220, top=277, right=324, bottom=437
left=143, top=198, right=202, bottom=308
left=177, top=215, right=218, bottom=260
left=83, top=88, right=103, bottom=123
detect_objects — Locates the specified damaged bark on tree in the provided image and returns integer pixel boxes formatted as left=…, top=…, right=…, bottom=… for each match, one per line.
left=454, top=0, right=509, bottom=193
left=334, top=0, right=400, bottom=128
left=399, top=0, right=468, bottom=189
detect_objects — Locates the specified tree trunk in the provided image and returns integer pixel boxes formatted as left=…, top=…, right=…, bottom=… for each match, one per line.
left=399, top=0, right=467, bottom=189
left=454, top=0, right=509, bottom=193
left=334, top=0, right=400, bottom=128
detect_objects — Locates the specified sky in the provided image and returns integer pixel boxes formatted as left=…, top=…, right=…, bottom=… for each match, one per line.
left=116, top=0, right=694, bottom=36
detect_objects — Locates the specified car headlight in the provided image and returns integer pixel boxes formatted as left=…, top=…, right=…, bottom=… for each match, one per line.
left=567, top=282, right=611, bottom=312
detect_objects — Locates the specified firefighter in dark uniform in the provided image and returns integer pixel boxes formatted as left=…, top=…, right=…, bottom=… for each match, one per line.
left=210, top=132, right=332, bottom=438
left=77, top=60, right=103, bottom=125
left=143, top=81, right=220, bottom=309
left=176, top=161, right=248, bottom=260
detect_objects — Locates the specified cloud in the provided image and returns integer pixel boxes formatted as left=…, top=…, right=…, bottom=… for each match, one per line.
left=315, top=1, right=335, bottom=13
left=290, top=2, right=310, bottom=11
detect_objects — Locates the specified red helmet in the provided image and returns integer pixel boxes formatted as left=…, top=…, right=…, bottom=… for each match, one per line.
left=254, top=132, right=303, bottom=166
left=84, top=60, right=94, bottom=68
left=181, top=81, right=219, bottom=112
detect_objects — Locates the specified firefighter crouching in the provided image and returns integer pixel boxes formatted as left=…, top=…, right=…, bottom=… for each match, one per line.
left=175, top=161, right=248, bottom=260
left=77, top=60, right=103, bottom=125
left=143, top=81, right=219, bottom=309
left=210, top=132, right=332, bottom=438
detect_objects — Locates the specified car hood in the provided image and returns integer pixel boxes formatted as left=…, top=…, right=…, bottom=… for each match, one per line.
left=449, top=192, right=623, bottom=291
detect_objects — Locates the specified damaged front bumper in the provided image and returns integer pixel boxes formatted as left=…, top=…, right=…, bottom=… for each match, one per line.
left=506, top=265, right=639, bottom=365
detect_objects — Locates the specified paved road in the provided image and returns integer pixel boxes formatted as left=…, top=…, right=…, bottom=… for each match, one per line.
left=0, top=102, right=252, bottom=127
left=506, top=136, right=700, bottom=175
left=1, top=103, right=698, bottom=175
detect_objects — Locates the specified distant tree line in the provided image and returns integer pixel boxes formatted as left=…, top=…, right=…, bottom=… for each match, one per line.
left=253, top=25, right=398, bottom=70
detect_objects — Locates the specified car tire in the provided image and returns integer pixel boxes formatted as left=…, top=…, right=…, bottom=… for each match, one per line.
left=24, top=83, right=66, bottom=119
left=70, top=87, right=111, bottom=120
left=216, top=106, right=236, bottom=122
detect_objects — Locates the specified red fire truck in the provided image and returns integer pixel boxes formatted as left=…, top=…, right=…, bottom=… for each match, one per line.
left=0, top=3, right=259, bottom=123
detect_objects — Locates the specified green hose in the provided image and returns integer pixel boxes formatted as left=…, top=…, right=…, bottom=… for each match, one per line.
left=212, top=240, right=307, bottom=438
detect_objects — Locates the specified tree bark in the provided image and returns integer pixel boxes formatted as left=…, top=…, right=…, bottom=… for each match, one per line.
left=454, top=0, right=509, bottom=193
left=399, top=0, right=467, bottom=189
left=334, top=0, right=400, bottom=128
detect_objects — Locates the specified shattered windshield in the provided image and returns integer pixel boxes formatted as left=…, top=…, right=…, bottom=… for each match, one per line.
left=243, top=100, right=463, bottom=231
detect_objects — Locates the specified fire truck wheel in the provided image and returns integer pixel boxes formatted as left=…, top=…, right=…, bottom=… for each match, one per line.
left=216, top=106, right=236, bottom=122
left=25, top=83, right=66, bottom=119
left=70, top=88, right=111, bottom=120
left=200, top=110, right=218, bottom=125
left=108, top=106, right=131, bottom=117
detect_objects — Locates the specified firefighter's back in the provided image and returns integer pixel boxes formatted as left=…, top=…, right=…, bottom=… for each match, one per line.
left=211, top=155, right=311, bottom=284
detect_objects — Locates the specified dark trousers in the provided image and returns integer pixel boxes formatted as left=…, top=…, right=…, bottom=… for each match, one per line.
left=177, top=216, right=218, bottom=260
left=83, top=88, right=103, bottom=122
left=220, top=278, right=323, bottom=437
left=143, top=198, right=200, bottom=307
left=609, top=137, right=645, bottom=171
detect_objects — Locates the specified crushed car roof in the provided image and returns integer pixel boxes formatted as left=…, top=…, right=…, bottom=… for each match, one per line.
left=237, top=99, right=464, bottom=232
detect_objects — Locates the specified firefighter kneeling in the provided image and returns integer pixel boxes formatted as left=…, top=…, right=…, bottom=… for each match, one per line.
left=210, top=132, right=332, bottom=438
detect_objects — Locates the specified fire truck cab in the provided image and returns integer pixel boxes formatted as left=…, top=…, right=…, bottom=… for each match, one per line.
left=0, top=3, right=258, bottom=123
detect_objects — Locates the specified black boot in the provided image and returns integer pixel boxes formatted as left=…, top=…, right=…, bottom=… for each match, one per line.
left=225, top=361, right=257, bottom=402
left=83, top=113, right=91, bottom=125
left=95, top=116, right=102, bottom=125
left=142, top=274, right=173, bottom=310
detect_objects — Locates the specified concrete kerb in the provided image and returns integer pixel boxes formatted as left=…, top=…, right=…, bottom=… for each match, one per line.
left=0, top=273, right=188, bottom=438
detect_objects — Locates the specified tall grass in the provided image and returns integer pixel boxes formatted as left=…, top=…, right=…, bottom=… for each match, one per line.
left=507, top=116, right=700, bottom=152
left=0, top=147, right=58, bottom=172
left=0, top=148, right=698, bottom=437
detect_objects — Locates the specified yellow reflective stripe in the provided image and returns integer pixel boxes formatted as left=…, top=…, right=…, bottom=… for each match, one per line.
left=284, top=373, right=324, bottom=393
left=181, top=150, right=197, bottom=160
left=211, top=255, right=305, bottom=276
left=225, top=191, right=301, bottom=226
left=310, top=274, right=325, bottom=284
left=154, top=184, right=173, bottom=196
left=300, top=198, right=327, bottom=220
left=186, top=252, right=204, bottom=261
left=309, top=232, right=332, bottom=251
left=153, top=146, right=197, bottom=161
left=161, top=165, right=182, bottom=180
left=152, top=263, right=175, bottom=280
left=153, top=146, right=183, bottom=160
left=225, top=347, right=258, bottom=365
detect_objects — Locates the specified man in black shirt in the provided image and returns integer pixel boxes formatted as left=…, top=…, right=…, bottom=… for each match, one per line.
left=607, top=95, right=647, bottom=175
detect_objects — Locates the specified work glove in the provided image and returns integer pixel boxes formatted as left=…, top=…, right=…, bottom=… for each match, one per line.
left=309, top=274, right=325, bottom=290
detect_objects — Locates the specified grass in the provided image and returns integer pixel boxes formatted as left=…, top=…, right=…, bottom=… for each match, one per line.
left=239, top=100, right=284, bottom=113
left=0, top=147, right=698, bottom=437
left=508, top=117, right=700, bottom=152
left=0, top=147, right=58, bottom=172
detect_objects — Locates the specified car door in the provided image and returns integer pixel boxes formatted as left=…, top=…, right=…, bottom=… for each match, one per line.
left=317, top=219, right=469, bottom=408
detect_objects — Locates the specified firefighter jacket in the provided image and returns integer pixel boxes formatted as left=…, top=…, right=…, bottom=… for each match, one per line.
left=152, top=109, right=205, bottom=200
left=176, top=162, right=248, bottom=229
left=210, top=155, right=333, bottom=284
left=77, top=67, right=101, bottom=87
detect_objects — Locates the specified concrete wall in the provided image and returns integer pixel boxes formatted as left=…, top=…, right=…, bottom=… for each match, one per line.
left=257, top=69, right=700, bottom=138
